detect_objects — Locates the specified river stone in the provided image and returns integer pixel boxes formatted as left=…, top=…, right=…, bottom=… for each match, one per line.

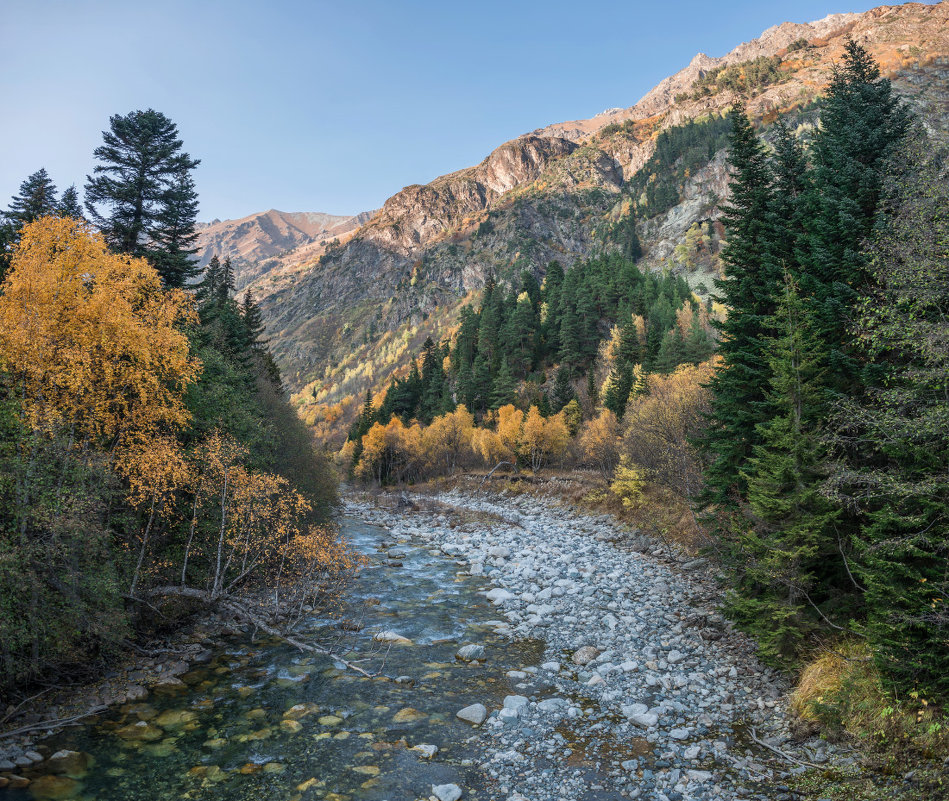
left=115, top=721, right=163, bottom=741
left=485, top=588, right=515, bottom=603
left=456, top=644, right=485, bottom=661
left=0, top=759, right=15, bottom=771
left=23, top=774, right=80, bottom=800
left=456, top=703, right=487, bottom=725
left=630, top=712, right=659, bottom=727
left=433, top=783, right=463, bottom=801
left=572, top=646, right=600, bottom=665
left=503, top=695, right=529, bottom=711
left=46, top=750, right=91, bottom=778
left=155, top=708, right=196, bottom=729
left=373, top=630, right=412, bottom=645
left=411, top=743, right=438, bottom=759
left=538, top=698, right=568, bottom=713
left=284, top=702, right=319, bottom=720
left=392, top=707, right=427, bottom=723
left=125, top=683, right=148, bottom=701
left=669, top=727, right=690, bottom=740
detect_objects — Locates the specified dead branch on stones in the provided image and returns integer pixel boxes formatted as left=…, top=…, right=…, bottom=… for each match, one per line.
left=141, top=586, right=377, bottom=679
left=479, top=461, right=518, bottom=489
left=0, top=705, right=109, bottom=741
left=749, top=727, right=821, bottom=769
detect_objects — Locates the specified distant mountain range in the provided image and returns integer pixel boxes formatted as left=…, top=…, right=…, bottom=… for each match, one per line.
left=196, top=209, right=374, bottom=290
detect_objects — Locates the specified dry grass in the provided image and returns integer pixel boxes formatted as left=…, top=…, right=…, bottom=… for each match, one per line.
left=791, top=643, right=858, bottom=722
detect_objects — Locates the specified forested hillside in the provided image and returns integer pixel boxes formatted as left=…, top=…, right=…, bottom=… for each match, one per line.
left=0, top=112, right=339, bottom=694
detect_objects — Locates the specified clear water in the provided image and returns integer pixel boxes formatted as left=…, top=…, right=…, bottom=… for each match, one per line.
left=1, top=518, right=545, bottom=801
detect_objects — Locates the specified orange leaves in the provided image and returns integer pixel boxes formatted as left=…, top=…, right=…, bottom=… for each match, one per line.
left=116, top=433, right=191, bottom=515
left=422, top=404, right=474, bottom=474
left=577, top=409, right=621, bottom=478
left=0, top=216, right=200, bottom=445
left=517, top=406, right=569, bottom=471
left=622, top=359, right=718, bottom=498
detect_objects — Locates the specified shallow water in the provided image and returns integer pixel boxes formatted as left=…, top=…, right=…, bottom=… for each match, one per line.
left=1, top=518, right=545, bottom=801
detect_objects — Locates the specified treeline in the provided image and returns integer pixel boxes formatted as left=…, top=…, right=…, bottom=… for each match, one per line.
left=698, top=42, right=947, bottom=699
left=0, top=112, right=339, bottom=693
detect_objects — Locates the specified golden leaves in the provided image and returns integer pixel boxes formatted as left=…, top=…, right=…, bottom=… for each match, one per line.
left=0, top=216, right=200, bottom=445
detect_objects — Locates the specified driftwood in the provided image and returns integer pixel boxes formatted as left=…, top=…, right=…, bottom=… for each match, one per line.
left=479, top=461, right=519, bottom=488
left=0, top=705, right=108, bottom=741
left=749, top=727, right=821, bottom=769
left=142, top=586, right=377, bottom=679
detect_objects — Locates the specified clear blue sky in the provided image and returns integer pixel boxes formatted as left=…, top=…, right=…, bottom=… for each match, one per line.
left=1, top=0, right=901, bottom=221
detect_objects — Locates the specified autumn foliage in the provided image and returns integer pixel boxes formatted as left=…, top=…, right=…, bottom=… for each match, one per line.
left=0, top=218, right=344, bottom=689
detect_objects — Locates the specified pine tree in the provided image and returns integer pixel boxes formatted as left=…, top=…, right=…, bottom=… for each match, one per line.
left=240, top=290, right=266, bottom=349
left=603, top=362, right=634, bottom=418
left=550, top=366, right=575, bottom=413
left=219, top=257, right=236, bottom=300
left=85, top=109, right=200, bottom=284
left=654, top=328, right=684, bottom=374
left=683, top=312, right=714, bottom=364
left=198, top=255, right=223, bottom=306
left=618, top=315, right=642, bottom=365
left=697, top=106, right=777, bottom=507
left=800, top=40, right=910, bottom=397
left=542, top=261, right=565, bottom=358
left=5, top=168, right=58, bottom=227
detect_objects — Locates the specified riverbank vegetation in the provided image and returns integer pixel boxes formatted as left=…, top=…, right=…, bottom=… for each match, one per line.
left=344, top=43, right=948, bottom=778
left=0, top=111, right=341, bottom=699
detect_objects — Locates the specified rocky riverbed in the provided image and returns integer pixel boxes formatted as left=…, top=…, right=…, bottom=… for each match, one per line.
left=1, top=488, right=860, bottom=801
left=347, top=489, right=858, bottom=801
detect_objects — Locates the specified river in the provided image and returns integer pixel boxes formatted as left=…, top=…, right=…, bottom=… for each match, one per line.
left=0, top=516, right=544, bottom=801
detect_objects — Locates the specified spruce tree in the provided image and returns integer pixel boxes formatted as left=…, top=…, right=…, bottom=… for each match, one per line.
left=5, top=168, right=58, bottom=226
left=603, top=362, right=634, bottom=419
left=85, top=109, right=200, bottom=285
left=800, top=41, right=909, bottom=397
left=490, top=359, right=518, bottom=409
left=829, top=134, right=949, bottom=697
left=729, top=276, right=838, bottom=665
left=240, top=290, right=266, bottom=349
left=697, top=106, right=777, bottom=507
left=57, top=185, right=85, bottom=220
left=149, top=159, right=201, bottom=287
left=550, top=366, right=575, bottom=413
left=654, top=328, right=684, bottom=374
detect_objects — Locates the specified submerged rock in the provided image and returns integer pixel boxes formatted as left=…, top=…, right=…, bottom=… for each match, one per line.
left=392, top=707, right=427, bottom=723
left=456, top=703, right=487, bottom=725
left=456, top=644, right=485, bottom=661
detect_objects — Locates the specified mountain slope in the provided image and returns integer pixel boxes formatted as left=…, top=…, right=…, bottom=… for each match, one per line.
left=205, top=2, right=948, bottom=440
